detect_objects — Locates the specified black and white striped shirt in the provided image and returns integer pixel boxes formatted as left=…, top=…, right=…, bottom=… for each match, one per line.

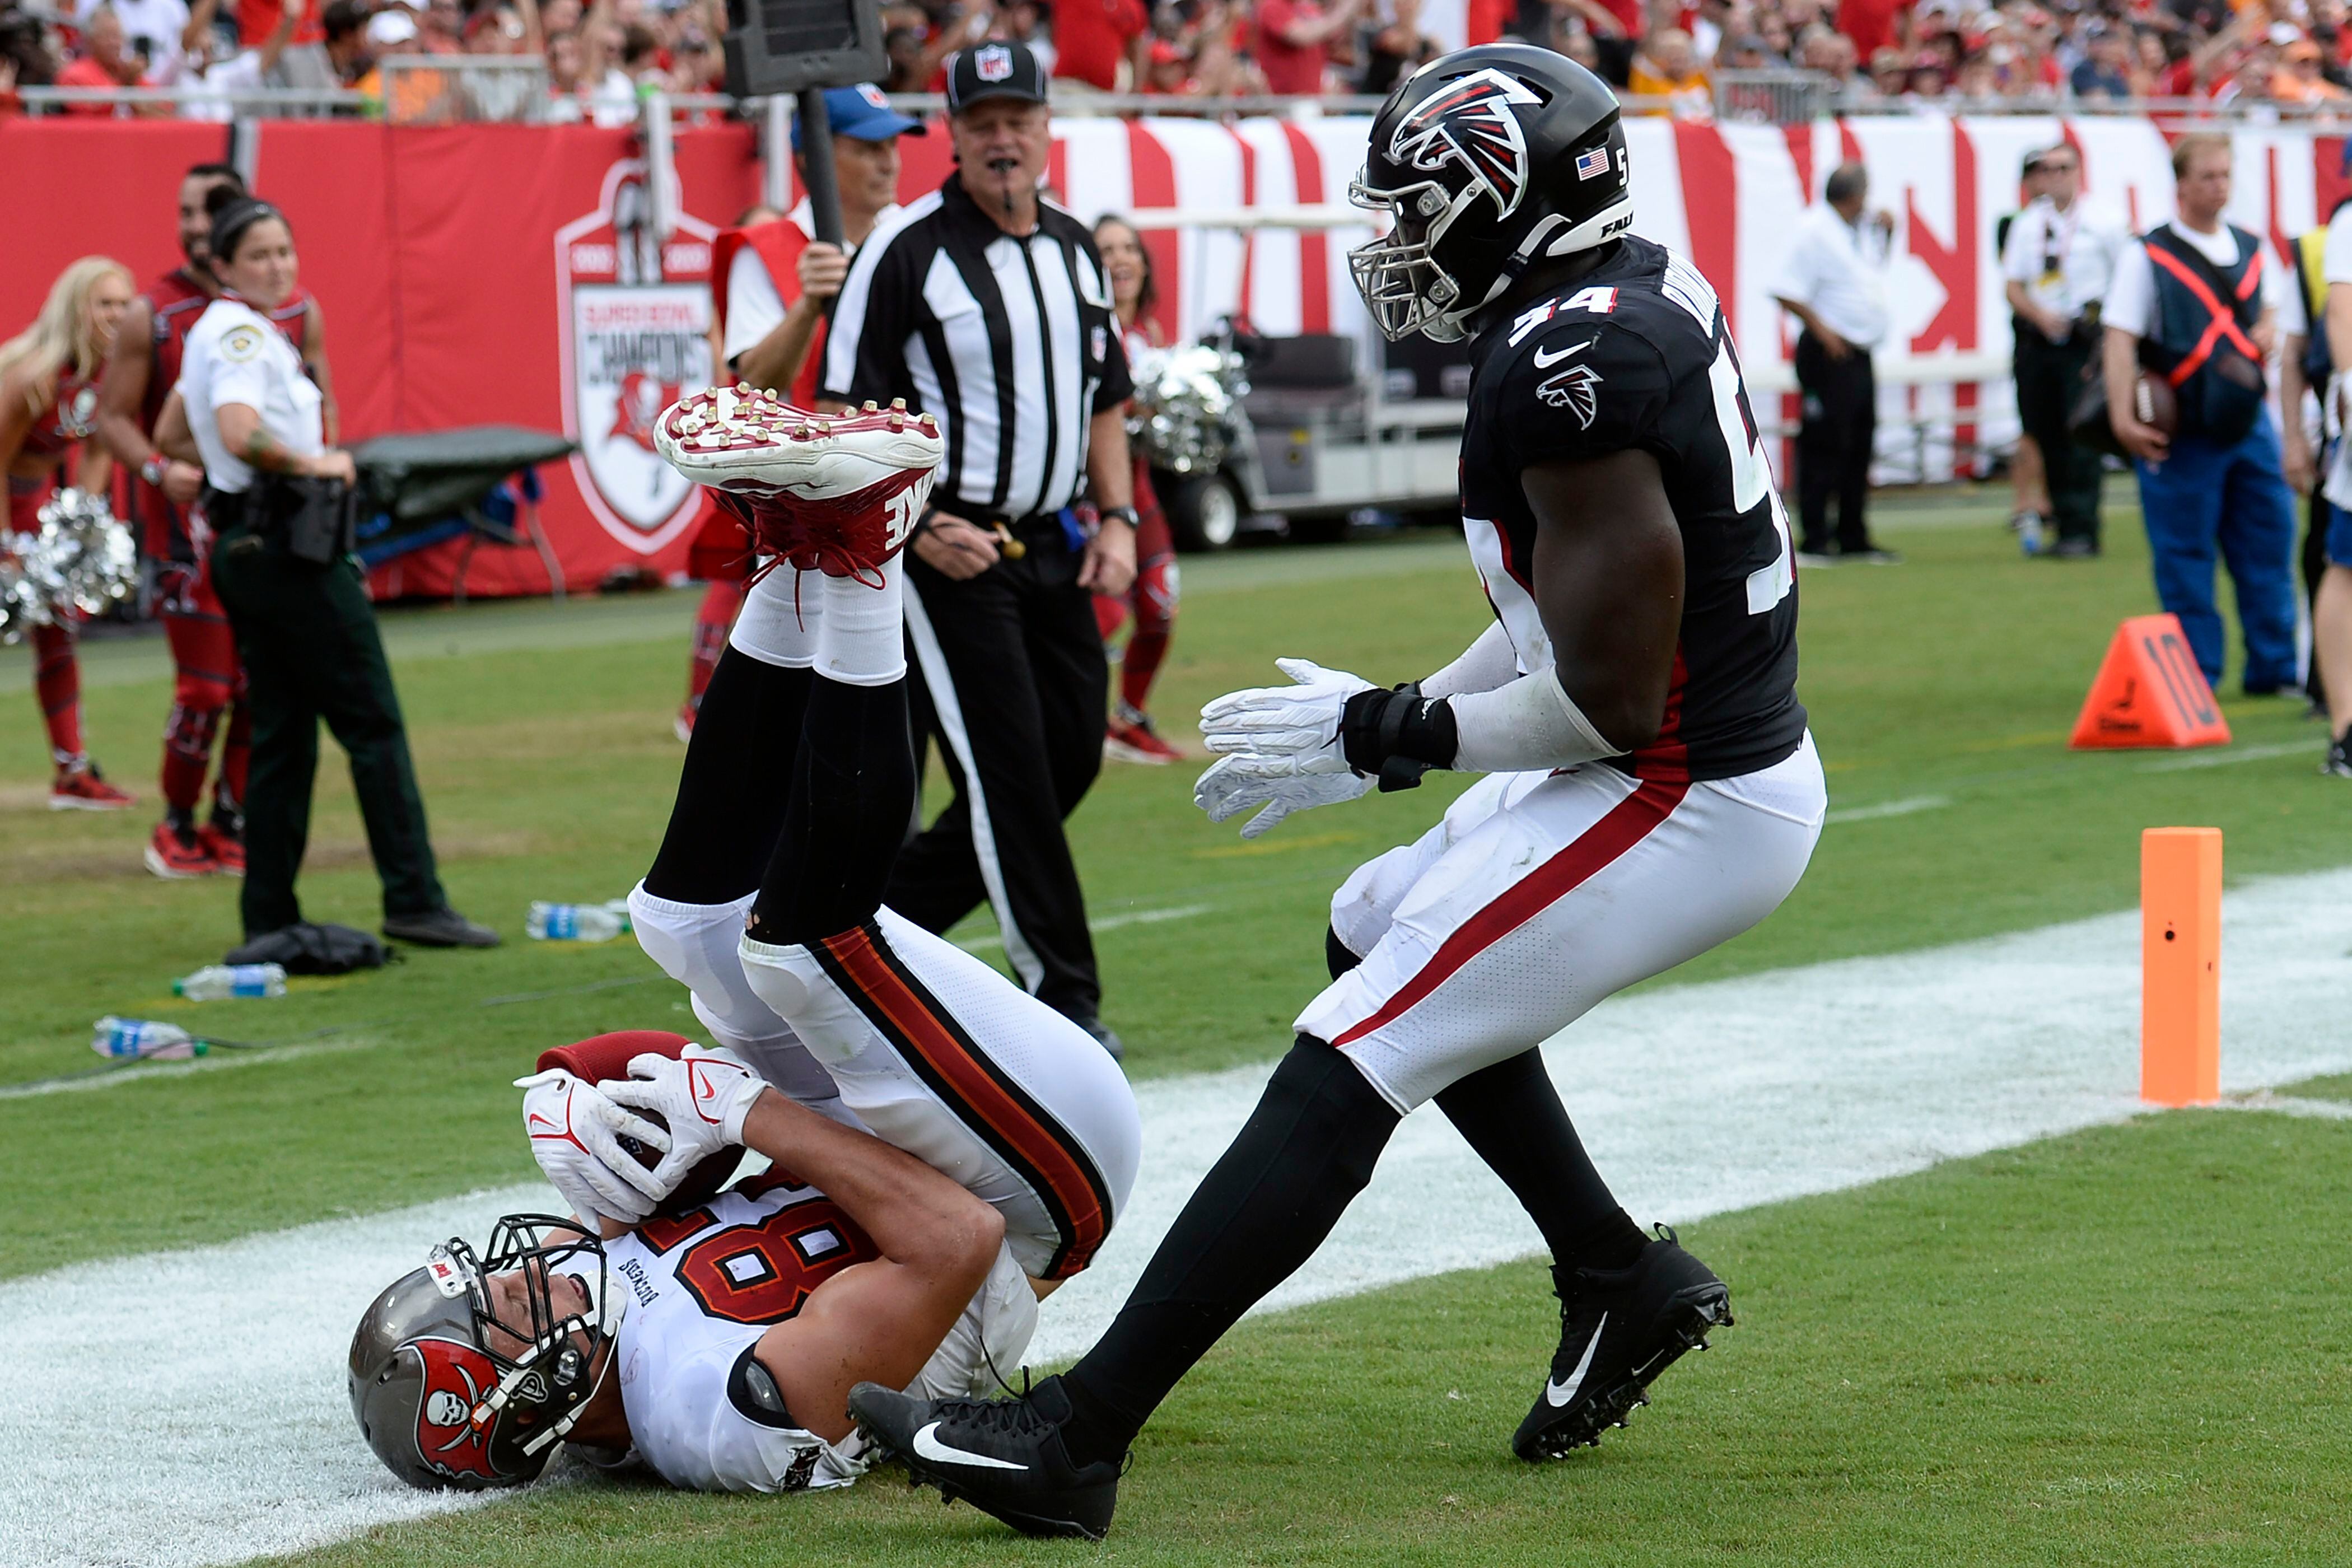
left=821, top=176, right=1132, bottom=524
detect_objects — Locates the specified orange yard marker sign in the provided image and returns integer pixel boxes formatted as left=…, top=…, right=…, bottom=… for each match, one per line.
left=2141, top=827, right=2222, bottom=1107
left=2070, top=614, right=2232, bottom=750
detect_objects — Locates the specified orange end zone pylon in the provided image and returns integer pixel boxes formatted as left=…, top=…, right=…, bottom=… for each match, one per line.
left=2070, top=614, right=2233, bottom=750
left=2142, top=827, right=2222, bottom=1107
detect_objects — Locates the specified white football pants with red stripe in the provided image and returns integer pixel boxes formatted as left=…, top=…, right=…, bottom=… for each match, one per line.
left=1303, top=734, right=1826, bottom=1113
left=738, top=908, right=1142, bottom=1281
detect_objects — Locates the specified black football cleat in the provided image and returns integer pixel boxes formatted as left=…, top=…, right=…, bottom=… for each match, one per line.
left=848, top=1375, right=1122, bottom=1539
left=1512, top=1224, right=1733, bottom=1462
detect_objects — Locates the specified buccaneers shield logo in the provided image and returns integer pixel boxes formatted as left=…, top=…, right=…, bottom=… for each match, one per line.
left=1388, top=67, right=1541, bottom=220
left=557, top=160, right=718, bottom=553
left=406, top=1337, right=504, bottom=1484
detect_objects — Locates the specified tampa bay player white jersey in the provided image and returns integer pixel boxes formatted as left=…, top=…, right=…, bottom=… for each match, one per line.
left=604, top=1170, right=1038, bottom=1493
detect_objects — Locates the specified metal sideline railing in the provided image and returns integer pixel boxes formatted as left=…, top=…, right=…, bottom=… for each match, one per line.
left=28, top=67, right=2352, bottom=124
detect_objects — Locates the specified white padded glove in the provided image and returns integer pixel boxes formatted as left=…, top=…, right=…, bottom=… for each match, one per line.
left=1194, top=749, right=1373, bottom=839
left=516, top=1068, right=664, bottom=1226
left=1195, top=658, right=1376, bottom=838
left=1198, top=657, right=1375, bottom=759
left=602, top=1043, right=768, bottom=1197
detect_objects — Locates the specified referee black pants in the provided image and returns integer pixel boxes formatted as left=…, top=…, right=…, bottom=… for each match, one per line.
left=2013, top=324, right=2103, bottom=548
left=1794, top=330, right=1878, bottom=556
left=892, top=524, right=1109, bottom=1023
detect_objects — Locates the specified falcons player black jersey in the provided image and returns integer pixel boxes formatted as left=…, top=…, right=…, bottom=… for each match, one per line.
left=1459, top=234, right=1806, bottom=783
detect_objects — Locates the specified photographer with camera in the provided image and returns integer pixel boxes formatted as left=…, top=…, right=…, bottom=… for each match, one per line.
left=170, top=187, right=496, bottom=952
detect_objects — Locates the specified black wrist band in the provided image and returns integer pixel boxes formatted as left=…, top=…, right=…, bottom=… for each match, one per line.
left=1340, top=682, right=1459, bottom=792
left=1099, top=506, right=1139, bottom=528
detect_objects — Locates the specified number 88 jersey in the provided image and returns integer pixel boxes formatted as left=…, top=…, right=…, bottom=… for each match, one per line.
left=1459, top=234, right=1807, bottom=783
left=605, top=1173, right=882, bottom=1493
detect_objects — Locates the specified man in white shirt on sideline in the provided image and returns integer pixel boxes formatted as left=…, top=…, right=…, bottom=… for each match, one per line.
left=2101, top=131, right=2299, bottom=698
left=1772, top=161, right=1901, bottom=564
left=2309, top=196, right=2352, bottom=775
left=77, top=0, right=190, bottom=85
left=2001, top=140, right=2124, bottom=558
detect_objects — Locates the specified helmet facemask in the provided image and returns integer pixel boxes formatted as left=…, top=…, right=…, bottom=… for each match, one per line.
left=1347, top=175, right=1482, bottom=344
left=351, top=1214, right=624, bottom=1490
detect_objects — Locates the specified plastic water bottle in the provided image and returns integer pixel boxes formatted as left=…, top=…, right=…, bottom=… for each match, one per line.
left=528, top=900, right=629, bottom=942
left=172, top=963, right=288, bottom=1000
left=91, top=1017, right=203, bottom=1060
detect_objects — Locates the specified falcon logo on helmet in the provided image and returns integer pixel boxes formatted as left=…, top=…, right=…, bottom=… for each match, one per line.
left=1348, top=45, right=1634, bottom=344
left=1387, top=68, right=1540, bottom=221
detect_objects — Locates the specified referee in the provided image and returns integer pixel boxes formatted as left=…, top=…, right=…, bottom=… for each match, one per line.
left=821, top=40, right=1138, bottom=1056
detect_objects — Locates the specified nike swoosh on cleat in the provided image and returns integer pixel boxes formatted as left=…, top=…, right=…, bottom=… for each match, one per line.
left=1530, top=338, right=1597, bottom=369
left=1545, top=1312, right=1607, bottom=1407
left=911, top=1421, right=1030, bottom=1472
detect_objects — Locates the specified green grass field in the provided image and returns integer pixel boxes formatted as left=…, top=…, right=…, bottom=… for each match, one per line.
left=4, top=483, right=2348, bottom=1565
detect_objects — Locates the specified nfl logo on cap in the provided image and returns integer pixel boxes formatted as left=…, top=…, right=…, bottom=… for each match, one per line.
left=858, top=82, right=888, bottom=108
left=977, top=44, right=1013, bottom=81
left=1574, top=147, right=1611, bottom=180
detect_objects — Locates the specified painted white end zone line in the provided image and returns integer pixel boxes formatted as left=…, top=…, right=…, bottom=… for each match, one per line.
left=6, top=871, right=2352, bottom=1568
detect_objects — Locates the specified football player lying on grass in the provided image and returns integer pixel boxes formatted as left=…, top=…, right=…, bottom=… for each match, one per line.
left=348, top=1029, right=1041, bottom=1494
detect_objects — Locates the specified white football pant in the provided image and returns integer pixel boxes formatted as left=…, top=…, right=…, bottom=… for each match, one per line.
left=739, top=907, right=1142, bottom=1281
left=1305, top=734, right=1826, bottom=1112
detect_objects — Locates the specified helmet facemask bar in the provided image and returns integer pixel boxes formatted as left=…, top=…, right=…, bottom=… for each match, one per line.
left=1348, top=174, right=1482, bottom=344
left=447, top=1215, right=620, bottom=1459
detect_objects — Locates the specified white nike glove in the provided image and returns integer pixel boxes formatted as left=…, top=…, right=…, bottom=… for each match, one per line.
left=516, top=1068, right=665, bottom=1227
left=1198, top=657, right=1375, bottom=760
left=601, top=1043, right=768, bottom=1197
left=1194, top=748, right=1373, bottom=839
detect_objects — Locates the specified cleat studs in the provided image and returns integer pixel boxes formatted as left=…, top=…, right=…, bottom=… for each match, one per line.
left=890, top=397, right=907, bottom=410
left=864, top=399, right=879, bottom=412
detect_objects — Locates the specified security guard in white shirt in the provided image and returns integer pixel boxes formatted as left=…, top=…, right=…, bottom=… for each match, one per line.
left=172, top=188, right=496, bottom=951
left=2001, top=142, right=2124, bottom=557
left=1771, top=161, right=1899, bottom=563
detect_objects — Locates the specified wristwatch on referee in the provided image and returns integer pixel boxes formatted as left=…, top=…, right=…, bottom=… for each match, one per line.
left=1098, top=506, right=1139, bottom=529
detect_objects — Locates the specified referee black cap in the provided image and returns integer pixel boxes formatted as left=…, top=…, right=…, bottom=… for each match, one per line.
left=946, top=41, right=1048, bottom=113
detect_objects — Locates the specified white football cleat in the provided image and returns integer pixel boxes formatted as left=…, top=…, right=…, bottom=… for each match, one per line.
left=654, top=388, right=945, bottom=580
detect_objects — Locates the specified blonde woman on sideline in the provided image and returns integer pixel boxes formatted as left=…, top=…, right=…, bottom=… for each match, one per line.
left=0, top=256, right=137, bottom=810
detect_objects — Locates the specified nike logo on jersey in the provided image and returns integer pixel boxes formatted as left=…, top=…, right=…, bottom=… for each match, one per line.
left=1544, top=1312, right=1607, bottom=1406
left=912, top=1421, right=1030, bottom=1471
left=1530, top=337, right=1596, bottom=369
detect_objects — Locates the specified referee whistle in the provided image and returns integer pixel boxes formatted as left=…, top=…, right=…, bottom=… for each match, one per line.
left=991, top=523, right=1026, bottom=560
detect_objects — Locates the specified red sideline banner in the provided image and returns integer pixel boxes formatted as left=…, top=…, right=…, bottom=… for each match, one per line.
left=2, top=115, right=2342, bottom=596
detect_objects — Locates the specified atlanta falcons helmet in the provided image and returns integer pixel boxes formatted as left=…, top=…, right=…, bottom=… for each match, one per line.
left=1348, top=45, right=1632, bottom=343
left=349, top=1216, right=618, bottom=1490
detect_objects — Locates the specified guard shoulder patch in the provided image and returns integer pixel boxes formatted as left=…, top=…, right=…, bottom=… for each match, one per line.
left=220, top=324, right=265, bottom=363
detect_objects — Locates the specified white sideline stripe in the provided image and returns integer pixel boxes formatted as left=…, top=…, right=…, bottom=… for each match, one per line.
left=1823, top=794, right=1950, bottom=824
left=2216, top=1092, right=2352, bottom=1121
left=953, top=902, right=1216, bottom=954
left=10, top=869, right=2352, bottom=1568
left=0, top=1036, right=379, bottom=1101
left=2138, top=741, right=2312, bottom=773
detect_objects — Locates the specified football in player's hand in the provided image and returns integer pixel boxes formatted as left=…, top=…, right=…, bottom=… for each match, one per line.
left=2134, top=371, right=2178, bottom=436
left=536, top=1031, right=742, bottom=1214
left=615, top=1109, right=668, bottom=1172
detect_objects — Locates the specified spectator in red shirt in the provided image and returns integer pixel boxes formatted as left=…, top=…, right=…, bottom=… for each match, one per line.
left=1835, top=0, right=1905, bottom=63
left=54, top=6, right=147, bottom=113
left=1254, top=0, right=1364, bottom=95
left=1054, top=0, right=1147, bottom=89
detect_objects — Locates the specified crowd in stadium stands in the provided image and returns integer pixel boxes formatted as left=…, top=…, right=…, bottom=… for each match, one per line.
left=6, top=0, right=2352, bottom=113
